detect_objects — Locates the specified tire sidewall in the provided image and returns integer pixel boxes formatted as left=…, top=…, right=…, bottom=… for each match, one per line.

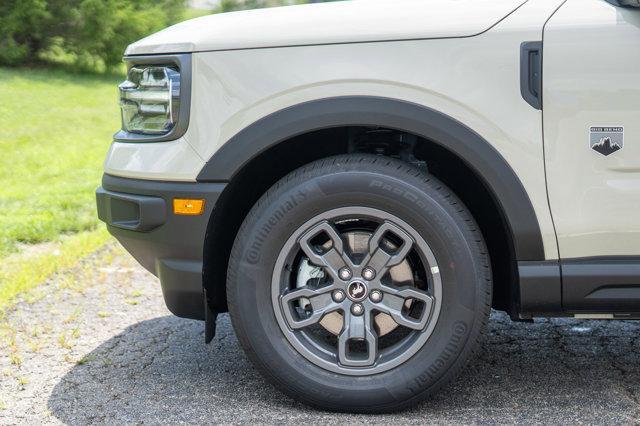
left=229, top=162, right=488, bottom=409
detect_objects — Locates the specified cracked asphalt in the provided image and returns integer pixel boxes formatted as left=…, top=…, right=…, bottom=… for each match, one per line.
left=2, top=243, right=640, bottom=424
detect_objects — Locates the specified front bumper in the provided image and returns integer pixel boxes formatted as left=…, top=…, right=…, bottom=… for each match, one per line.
left=96, top=174, right=226, bottom=320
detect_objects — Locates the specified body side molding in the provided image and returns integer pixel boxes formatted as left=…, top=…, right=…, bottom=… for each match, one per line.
left=562, top=257, right=640, bottom=313
left=197, top=96, right=545, bottom=261
left=518, top=260, right=562, bottom=315
left=518, top=257, right=640, bottom=317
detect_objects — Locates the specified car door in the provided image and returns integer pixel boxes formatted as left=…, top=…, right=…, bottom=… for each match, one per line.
left=543, top=0, right=640, bottom=312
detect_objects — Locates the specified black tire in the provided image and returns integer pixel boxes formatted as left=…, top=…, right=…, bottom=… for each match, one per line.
left=227, top=154, right=491, bottom=413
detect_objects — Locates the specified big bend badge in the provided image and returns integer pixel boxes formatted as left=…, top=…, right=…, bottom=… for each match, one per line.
left=590, top=126, right=624, bottom=156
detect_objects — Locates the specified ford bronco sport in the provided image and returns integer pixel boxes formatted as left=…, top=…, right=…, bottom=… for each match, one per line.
left=96, top=0, right=640, bottom=413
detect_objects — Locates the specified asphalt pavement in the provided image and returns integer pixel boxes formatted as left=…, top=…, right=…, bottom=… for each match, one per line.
left=1, top=245, right=639, bottom=424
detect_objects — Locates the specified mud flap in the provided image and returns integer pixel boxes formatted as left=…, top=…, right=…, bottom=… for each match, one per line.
left=204, top=289, right=218, bottom=344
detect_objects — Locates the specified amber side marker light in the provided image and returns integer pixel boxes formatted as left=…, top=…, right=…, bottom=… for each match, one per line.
left=173, top=199, right=205, bottom=215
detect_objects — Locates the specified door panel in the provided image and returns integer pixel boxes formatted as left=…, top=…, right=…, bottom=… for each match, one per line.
left=543, top=0, right=640, bottom=259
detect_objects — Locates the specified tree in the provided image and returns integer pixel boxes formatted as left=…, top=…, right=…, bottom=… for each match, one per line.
left=216, top=0, right=336, bottom=12
left=0, top=0, right=184, bottom=71
left=0, top=0, right=340, bottom=71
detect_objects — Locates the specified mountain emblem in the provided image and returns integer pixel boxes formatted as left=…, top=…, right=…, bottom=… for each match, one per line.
left=589, top=127, right=624, bottom=157
left=592, top=137, right=622, bottom=156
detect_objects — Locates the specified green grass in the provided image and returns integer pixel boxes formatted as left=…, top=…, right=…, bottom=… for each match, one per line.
left=0, top=228, right=110, bottom=310
left=0, top=67, right=121, bottom=257
left=0, top=67, right=121, bottom=308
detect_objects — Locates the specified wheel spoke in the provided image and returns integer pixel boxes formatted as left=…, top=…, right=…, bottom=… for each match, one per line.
left=363, top=221, right=413, bottom=276
left=280, top=286, right=339, bottom=329
left=298, top=221, right=352, bottom=280
left=337, top=309, right=378, bottom=367
left=273, top=208, right=443, bottom=375
left=376, top=286, right=434, bottom=330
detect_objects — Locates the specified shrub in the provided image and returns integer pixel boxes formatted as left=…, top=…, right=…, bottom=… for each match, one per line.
left=0, top=0, right=184, bottom=71
left=216, top=0, right=306, bottom=12
left=0, top=0, right=49, bottom=65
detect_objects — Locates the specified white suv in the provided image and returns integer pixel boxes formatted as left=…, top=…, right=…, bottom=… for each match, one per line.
left=96, top=0, right=640, bottom=412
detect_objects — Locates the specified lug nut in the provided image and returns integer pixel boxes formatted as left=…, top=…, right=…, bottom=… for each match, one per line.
left=332, top=290, right=346, bottom=303
left=351, top=303, right=364, bottom=316
left=369, top=290, right=383, bottom=303
left=338, top=267, right=352, bottom=281
left=362, top=267, right=376, bottom=281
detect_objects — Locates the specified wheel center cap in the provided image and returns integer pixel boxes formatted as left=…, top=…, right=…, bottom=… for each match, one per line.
left=346, top=281, right=368, bottom=302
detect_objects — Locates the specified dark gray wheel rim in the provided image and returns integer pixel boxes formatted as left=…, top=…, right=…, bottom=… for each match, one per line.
left=271, top=207, right=442, bottom=376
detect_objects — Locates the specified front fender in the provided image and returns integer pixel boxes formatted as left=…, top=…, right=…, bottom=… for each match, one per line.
left=196, top=96, right=545, bottom=262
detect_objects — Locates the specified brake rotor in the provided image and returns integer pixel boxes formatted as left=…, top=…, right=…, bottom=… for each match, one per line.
left=295, top=230, right=414, bottom=337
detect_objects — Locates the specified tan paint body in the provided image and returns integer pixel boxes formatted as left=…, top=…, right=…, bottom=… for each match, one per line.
left=104, top=0, right=640, bottom=260
left=543, top=0, right=640, bottom=258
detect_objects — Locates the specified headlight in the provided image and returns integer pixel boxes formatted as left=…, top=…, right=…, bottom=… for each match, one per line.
left=114, top=54, right=191, bottom=142
left=119, top=66, right=180, bottom=135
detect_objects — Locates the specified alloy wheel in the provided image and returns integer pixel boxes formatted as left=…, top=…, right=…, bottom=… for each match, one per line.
left=272, top=207, right=442, bottom=375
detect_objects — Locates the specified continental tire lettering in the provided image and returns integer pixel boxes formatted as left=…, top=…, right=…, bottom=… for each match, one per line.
left=406, top=321, right=469, bottom=394
left=245, top=190, right=307, bottom=264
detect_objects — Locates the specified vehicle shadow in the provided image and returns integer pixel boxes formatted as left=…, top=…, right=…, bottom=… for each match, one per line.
left=48, top=313, right=640, bottom=424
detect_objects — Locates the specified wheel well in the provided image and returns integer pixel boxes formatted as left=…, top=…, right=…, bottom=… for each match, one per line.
left=203, top=127, right=518, bottom=316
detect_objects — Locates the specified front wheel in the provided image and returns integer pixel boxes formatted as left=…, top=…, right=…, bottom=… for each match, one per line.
left=227, top=154, right=491, bottom=413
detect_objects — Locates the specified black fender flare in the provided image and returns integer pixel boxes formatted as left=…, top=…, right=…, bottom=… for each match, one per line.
left=196, top=96, right=545, bottom=261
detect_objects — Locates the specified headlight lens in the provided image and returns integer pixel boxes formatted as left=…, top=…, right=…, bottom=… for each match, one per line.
left=119, top=66, right=181, bottom=135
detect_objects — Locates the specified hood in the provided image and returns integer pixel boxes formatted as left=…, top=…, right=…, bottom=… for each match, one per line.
left=125, top=0, right=526, bottom=56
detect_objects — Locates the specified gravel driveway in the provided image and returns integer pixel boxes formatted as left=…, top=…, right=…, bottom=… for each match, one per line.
left=1, top=243, right=640, bottom=424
